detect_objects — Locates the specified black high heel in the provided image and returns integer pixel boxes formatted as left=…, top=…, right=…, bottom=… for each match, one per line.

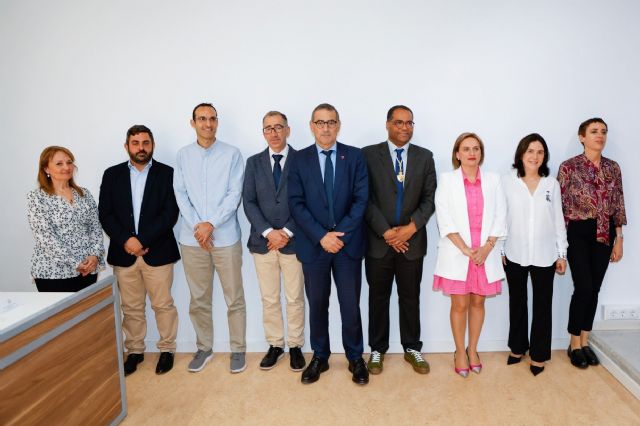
left=530, top=364, right=544, bottom=376
left=507, top=354, right=523, bottom=365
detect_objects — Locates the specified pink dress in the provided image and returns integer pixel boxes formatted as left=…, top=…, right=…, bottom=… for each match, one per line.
left=433, top=172, right=502, bottom=296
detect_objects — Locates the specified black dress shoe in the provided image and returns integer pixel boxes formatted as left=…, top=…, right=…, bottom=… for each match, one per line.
left=156, top=352, right=174, bottom=375
left=260, top=346, right=285, bottom=370
left=124, top=353, right=144, bottom=376
left=582, top=346, right=600, bottom=366
left=289, top=347, right=306, bottom=372
left=301, top=356, right=329, bottom=384
left=507, top=354, right=523, bottom=365
left=567, top=346, right=588, bottom=369
left=348, top=358, right=369, bottom=385
left=530, top=365, right=545, bottom=376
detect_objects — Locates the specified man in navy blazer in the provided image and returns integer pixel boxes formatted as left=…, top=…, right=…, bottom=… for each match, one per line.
left=288, top=103, right=370, bottom=385
left=243, top=111, right=306, bottom=372
left=99, top=125, right=180, bottom=376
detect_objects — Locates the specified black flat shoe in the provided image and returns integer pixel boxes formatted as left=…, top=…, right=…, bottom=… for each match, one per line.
left=301, top=356, right=329, bottom=384
left=507, top=354, right=523, bottom=365
left=155, top=352, right=174, bottom=375
left=260, top=346, right=285, bottom=370
left=581, top=346, right=600, bottom=366
left=124, top=353, right=144, bottom=376
left=348, top=358, right=370, bottom=385
left=530, top=365, right=544, bottom=376
left=567, top=346, right=588, bottom=369
left=289, top=347, right=306, bottom=372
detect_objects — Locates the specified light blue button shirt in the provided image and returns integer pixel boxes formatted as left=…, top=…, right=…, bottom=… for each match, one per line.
left=387, top=140, right=409, bottom=184
left=316, top=142, right=337, bottom=183
left=128, top=159, right=152, bottom=234
left=174, top=140, right=244, bottom=247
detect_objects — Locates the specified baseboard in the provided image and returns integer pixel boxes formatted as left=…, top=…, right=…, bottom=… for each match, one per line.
left=592, top=320, right=640, bottom=331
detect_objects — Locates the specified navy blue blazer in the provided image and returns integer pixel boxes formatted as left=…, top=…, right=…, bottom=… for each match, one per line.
left=287, top=142, right=369, bottom=263
left=243, top=146, right=297, bottom=255
left=98, top=160, right=180, bottom=267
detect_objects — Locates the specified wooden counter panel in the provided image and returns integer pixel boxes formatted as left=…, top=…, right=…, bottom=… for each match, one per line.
left=0, top=305, right=122, bottom=425
left=0, top=286, right=113, bottom=359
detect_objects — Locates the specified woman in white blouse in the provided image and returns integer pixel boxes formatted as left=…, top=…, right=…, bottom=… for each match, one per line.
left=502, top=134, right=567, bottom=376
left=27, top=146, right=105, bottom=292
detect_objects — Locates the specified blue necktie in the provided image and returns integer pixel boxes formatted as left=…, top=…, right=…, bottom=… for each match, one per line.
left=322, top=150, right=335, bottom=229
left=272, top=154, right=283, bottom=188
left=394, top=148, right=404, bottom=225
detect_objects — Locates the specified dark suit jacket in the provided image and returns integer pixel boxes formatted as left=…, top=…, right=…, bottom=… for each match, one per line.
left=243, top=146, right=297, bottom=255
left=363, top=142, right=436, bottom=260
left=99, top=160, right=180, bottom=267
left=288, top=142, right=369, bottom=263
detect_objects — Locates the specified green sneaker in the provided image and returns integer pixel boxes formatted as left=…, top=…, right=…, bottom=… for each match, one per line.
left=367, top=351, right=384, bottom=374
left=404, top=348, right=430, bottom=374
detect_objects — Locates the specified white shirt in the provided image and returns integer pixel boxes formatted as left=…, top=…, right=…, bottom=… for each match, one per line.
left=261, top=144, right=293, bottom=238
left=501, top=170, right=568, bottom=267
left=387, top=140, right=409, bottom=185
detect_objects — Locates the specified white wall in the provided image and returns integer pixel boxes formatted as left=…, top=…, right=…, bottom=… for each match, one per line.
left=1, top=0, right=637, bottom=353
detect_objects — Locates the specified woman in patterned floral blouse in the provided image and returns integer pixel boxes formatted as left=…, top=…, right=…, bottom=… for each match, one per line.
left=27, top=146, right=105, bottom=292
left=558, top=118, right=626, bottom=369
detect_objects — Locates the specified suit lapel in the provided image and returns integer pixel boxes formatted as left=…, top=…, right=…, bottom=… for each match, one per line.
left=378, top=142, right=397, bottom=186
left=139, top=162, right=156, bottom=217
left=403, top=144, right=418, bottom=192
left=333, top=143, right=346, bottom=202
left=279, top=145, right=295, bottom=196
left=308, top=146, right=328, bottom=205
left=119, top=163, right=135, bottom=228
left=260, top=148, right=278, bottom=194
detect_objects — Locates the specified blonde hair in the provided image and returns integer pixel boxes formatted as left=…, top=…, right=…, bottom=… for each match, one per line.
left=37, top=146, right=84, bottom=196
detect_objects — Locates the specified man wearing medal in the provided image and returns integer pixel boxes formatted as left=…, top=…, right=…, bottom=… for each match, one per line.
left=362, top=105, right=437, bottom=375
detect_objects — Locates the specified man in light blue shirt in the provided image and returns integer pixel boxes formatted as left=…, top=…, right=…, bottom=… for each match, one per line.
left=174, top=103, right=247, bottom=374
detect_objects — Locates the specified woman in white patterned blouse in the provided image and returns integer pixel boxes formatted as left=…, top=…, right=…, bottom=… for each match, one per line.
left=27, top=146, right=105, bottom=292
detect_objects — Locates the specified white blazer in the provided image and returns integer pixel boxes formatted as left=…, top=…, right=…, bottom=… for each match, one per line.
left=434, top=168, right=507, bottom=282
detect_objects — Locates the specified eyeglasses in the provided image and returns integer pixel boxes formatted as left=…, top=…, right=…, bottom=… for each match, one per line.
left=313, top=120, right=339, bottom=129
left=263, top=124, right=287, bottom=134
left=390, top=120, right=415, bottom=129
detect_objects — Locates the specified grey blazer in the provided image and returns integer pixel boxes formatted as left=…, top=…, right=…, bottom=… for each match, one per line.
left=363, top=142, right=437, bottom=260
left=243, top=146, right=297, bottom=255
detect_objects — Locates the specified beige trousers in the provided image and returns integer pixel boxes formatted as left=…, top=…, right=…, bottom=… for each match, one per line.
left=180, top=241, right=246, bottom=352
left=252, top=250, right=305, bottom=348
left=114, top=257, right=178, bottom=353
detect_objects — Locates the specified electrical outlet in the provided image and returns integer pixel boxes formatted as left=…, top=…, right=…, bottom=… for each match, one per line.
left=604, top=305, right=640, bottom=320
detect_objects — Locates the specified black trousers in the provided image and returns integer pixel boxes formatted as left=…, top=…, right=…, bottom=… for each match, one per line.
left=365, top=250, right=424, bottom=353
left=504, top=258, right=555, bottom=362
left=567, top=219, right=614, bottom=336
left=34, top=274, right=97, bottom=292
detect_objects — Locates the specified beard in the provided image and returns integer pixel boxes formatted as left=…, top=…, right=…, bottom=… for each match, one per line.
left=129, top=150, right=153, bottom=165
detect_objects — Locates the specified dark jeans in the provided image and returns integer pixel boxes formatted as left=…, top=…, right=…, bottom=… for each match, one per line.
left=504, top=258, right=555, bottom=362
left=34, top=274, right=98, bottom=292
left=365, top=251, right=424, bottom=353
left=566, top=219, right=614, bottom=336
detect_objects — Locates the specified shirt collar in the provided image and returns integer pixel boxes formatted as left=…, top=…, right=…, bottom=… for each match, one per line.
left=387, top=139, right=409, bottom=152
left=462, top=167, right=481, bottom=184
left=316, top=142, right=337, bottom=154
left=269, top=144, right=289, bottom=159
left=128, top=158, right=153, bottom=172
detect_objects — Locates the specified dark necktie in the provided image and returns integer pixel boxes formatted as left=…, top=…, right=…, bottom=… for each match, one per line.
left=321, top=150, right=335, bottom=229
left=272, top=154, right=283, bottom=188
left=394, top=148, right=404, bottom=225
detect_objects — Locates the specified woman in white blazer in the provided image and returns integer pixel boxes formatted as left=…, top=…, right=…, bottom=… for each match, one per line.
left=433, top=132, right=507, bottom=377
left=502, top=133, right=567, bottom=376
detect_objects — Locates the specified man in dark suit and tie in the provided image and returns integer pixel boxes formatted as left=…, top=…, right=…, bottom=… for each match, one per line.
left=288, top=103, right=369, bottom=385
left=99, top=124, right=180, bottom=376
left=363, top=105, right=436, bottom=375
left=243, top=111, right=306, bottom=372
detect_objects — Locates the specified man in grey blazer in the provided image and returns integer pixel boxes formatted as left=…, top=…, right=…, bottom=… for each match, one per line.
left=363, top=105, right=436, bottom=375
left=243, top=111, right=306, bottom=372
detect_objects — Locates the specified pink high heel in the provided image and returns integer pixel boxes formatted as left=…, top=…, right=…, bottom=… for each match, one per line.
left=466, top=347, right=482, bottom=374
left=454, top=352, right=469, bottom=378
